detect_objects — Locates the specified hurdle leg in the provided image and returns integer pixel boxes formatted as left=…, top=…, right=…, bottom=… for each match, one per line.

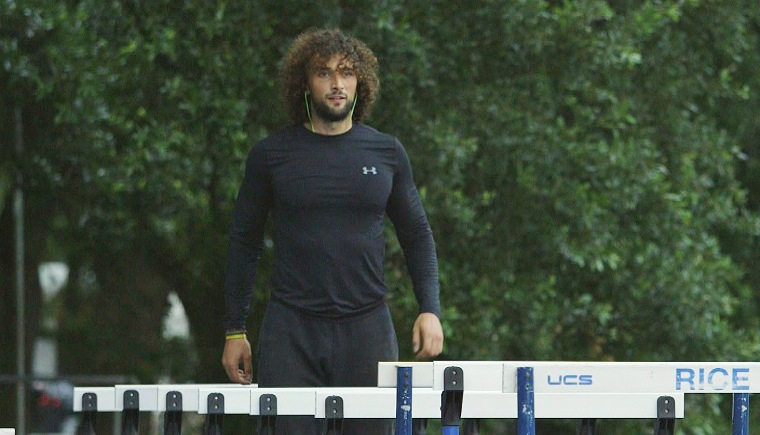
left=414, top=418, right=428, bottom=435
left=258, top=415, right=276, bottom=435
left=517, top=367, right=535, bottom=435
left=578, top=418, right=596, bottom=434
left=77, top=411, right=97, bottom=435
left=78, top=392, right=98, bottom=435
left=397, top=366, right=414, bottom=435
left=441, top=366, right=464, bottom=435
left=258, top=393, right=278, bottom=435
left=164, top=390, right=183, bottom=435
left=163, top=411, right=182, bottom=435
left=120, top=389, right=140, bottom=435
left=653, top=395, right=675, bottom=435
left=462, top=419, right=480, bottom=434
left=324, top=418, right=344, bottom=435
left=578, top=418, right=596, bottom=435
left=203, top=414, right=223, bottom=435
left=324, top=396, right=344, bottom=435
left=204, top=392, right=225, bottom=435
left=120, top=409, right=139, bottom=434
left=732, top=393, right=749, bottom=435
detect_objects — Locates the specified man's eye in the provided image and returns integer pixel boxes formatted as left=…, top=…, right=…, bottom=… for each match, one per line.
left=342, top=70, right=354, bottom=77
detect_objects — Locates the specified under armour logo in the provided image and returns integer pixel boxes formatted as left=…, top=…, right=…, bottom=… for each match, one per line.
left=362, top=166, right=377, bottom=175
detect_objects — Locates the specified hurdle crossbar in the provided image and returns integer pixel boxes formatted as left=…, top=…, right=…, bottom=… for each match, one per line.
left=73, top=361, right=760, bottom=434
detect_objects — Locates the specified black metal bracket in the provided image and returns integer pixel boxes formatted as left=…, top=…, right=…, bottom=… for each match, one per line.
left=77, top=393, right=97, bottom=435
left=204, top=393, right=225, bottom=435
left=324, top=395, right=344, bottom=434
left=121, top=390, right=139, bottom=434
left=654, top=395, right=676, bottom=435
left=164, top=391, right=183, bottom=435
left=258, top=393, right=278, bottom=435
left=441, top=366, right=464, bottom=427
left=82, top=392, right=98, bottom=411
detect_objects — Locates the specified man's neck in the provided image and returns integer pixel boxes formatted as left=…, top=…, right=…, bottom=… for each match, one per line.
left=306, top=117, right=353, bottom=136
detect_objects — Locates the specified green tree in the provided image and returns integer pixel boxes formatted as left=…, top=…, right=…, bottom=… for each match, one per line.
left=1, top=0, right=759, bottom=433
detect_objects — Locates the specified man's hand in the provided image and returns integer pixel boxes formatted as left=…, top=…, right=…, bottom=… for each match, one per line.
left=412, top=312, right=444, bottom=359
left=222, top=338, right=253, bottom=384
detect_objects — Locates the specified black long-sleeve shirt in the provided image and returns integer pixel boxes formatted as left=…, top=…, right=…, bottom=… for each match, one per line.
left=223, top=123, right=440, bottom=331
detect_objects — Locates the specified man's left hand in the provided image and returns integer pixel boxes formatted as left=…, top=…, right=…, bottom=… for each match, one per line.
left=412, top=312, right=444, bottom=359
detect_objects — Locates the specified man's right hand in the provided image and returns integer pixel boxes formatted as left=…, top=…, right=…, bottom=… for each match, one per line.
left=222, top=337, right=253, bottom=384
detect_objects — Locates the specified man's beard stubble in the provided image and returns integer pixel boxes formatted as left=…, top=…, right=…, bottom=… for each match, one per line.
left=311, top=97, right=353, bottom=123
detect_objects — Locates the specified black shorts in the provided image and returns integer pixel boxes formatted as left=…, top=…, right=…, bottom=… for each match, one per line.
left=257, top=299, right=398, bottom=434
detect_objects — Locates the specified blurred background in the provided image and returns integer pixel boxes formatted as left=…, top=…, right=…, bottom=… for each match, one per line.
left=2, top=0, right=760, bottom=433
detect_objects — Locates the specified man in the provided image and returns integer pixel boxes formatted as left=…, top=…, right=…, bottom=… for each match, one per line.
left=222, top=28, right=443, bottom=434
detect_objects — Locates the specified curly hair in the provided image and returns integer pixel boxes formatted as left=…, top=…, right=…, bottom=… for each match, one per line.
left=280, top=28, right=379, bottom=125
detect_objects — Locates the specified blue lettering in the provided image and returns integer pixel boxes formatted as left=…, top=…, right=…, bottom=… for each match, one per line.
left=547, top=374, right=593, bottom=386
left=676, top=368, right=695, bottom=391
left=733, top=368, right=750, bottom=391
left=708, top=368, right=729, bottom=390
left=579, top=375, right=593, bottom=386
left=677, top=368, right=750, bottom=391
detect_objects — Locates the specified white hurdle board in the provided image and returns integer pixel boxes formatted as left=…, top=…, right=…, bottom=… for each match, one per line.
left=510, top=361, right=759, bottom=394
left=81, top=360, right=760, bottom=423
left=251, top=387, right=320, bottom=416
left=115, top=384, right=159, bottom=412
left=533, top=393, right=683, bottom=419
left=196, top=386, right=682, bottom=419
left=74, top=383, right=252, bottom=413
left=379, top=361, right=760, bottom=394
left=198, top=386, right=253, bottom=414
left=159, top=384, right=251, bottom=412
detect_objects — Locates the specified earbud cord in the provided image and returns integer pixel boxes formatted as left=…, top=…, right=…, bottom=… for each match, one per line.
left=304, top=92, right=315, bottom=133
left=349, top=93, right=358, bottom=120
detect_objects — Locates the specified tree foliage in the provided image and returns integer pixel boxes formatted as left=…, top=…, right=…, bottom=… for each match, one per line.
left=2, top=0, right=759, bottom=432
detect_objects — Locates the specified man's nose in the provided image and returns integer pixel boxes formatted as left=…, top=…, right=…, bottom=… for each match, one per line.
left=330, top=74, right=344, bottom=89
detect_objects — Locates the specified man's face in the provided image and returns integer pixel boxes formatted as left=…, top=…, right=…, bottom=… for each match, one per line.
left=306, top=54, right=357, bottom=123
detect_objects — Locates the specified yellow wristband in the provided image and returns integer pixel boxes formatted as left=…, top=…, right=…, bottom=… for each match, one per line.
left=225, top=333, right=246, bottom=340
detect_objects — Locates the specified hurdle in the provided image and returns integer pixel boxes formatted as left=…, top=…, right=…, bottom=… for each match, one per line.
left=74, top=384, right=253, bottom=434
left=73, top=361, right=760, bottom=434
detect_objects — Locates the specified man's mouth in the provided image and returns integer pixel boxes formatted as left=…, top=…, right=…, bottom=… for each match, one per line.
left=327, top=94, right=347, bottom=104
